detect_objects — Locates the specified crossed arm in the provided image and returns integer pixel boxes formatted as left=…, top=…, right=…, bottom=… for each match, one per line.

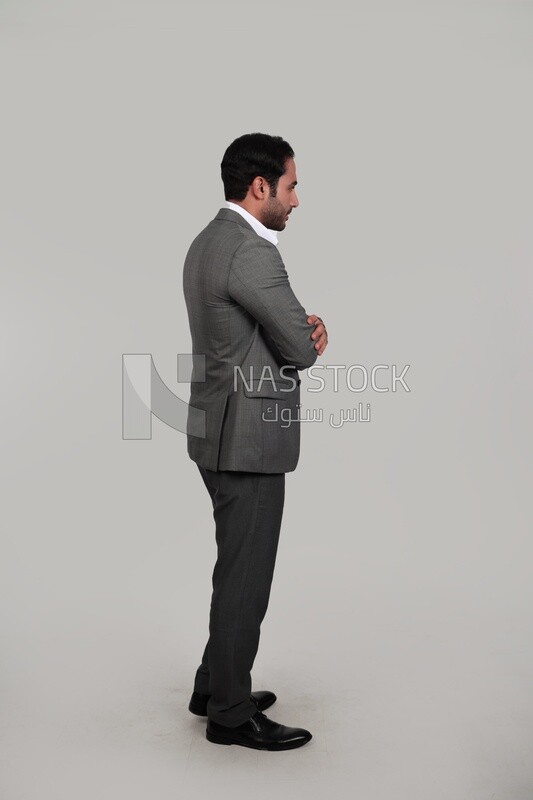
left=228, top=238, right=329, bottom=369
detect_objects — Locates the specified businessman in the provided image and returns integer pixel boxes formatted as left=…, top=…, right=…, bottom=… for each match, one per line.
left=182, top=133, right=328, bottom=750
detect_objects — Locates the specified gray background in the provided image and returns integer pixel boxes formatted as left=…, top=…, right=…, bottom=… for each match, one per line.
left=1, top=1, right=531, bottom=798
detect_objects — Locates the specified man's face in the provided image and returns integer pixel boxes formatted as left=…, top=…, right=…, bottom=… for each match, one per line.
left=260, top=157, right=299, bottom=231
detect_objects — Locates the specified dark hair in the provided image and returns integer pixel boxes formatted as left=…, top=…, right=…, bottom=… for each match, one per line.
left=221, top=132, right=294, bottom=201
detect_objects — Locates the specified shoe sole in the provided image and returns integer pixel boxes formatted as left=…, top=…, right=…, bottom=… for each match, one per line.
left=206, top=729, right=312, bottom=751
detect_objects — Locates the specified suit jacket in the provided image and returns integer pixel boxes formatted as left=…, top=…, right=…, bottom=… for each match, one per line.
left=182, top=207, right=318, bottom=473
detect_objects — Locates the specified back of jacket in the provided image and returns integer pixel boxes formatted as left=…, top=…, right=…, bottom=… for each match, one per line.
left=182, top=207, right=317, bottom=473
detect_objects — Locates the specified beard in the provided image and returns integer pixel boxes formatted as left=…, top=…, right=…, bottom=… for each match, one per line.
left=260, top=197, right=289, bottom=231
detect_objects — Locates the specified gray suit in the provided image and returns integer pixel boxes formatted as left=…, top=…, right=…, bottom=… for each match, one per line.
left=183, top=206, right=317, bottom=726
left=183, top=207, right=318, bottom=473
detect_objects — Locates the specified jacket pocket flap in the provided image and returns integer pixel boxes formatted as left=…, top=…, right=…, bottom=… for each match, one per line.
left=242, top=376, right=300, bottom=399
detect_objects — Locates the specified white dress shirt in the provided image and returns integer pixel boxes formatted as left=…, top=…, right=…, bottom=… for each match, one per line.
left=225, top=201, right=279, bottom=247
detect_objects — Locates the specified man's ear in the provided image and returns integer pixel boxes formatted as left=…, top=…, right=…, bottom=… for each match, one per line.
left=251, top=177, right=266, bottom=199
left=251, top=175, right=269, bottom=200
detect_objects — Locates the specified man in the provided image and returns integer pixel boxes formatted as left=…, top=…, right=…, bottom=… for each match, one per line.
left=182, top=133, right=328, bottom=751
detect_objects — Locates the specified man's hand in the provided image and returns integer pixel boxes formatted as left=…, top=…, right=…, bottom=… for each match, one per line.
left=307, top=314, right=328, bottom=356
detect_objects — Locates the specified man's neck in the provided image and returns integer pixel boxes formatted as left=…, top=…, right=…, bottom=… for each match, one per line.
left=225, top=201, right=278, bottom=246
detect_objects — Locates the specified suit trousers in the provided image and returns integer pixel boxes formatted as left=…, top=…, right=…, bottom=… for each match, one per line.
left=193, top=465, right=285, bottom=727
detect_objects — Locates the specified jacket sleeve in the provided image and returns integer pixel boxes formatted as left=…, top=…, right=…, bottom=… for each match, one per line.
left=228, top=237, right=318, bottom=371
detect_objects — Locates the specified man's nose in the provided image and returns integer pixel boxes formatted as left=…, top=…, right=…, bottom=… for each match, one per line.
left=291, top=191, right=299, bottom=208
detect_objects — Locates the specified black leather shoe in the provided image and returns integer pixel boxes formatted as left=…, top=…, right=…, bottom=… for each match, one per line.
left=206, top=710, right=312, bottom=751
left=189, top=690, right=276, bottom=717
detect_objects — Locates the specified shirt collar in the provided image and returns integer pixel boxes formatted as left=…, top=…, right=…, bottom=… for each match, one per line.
left=225, top=201, right=279, bottom=246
